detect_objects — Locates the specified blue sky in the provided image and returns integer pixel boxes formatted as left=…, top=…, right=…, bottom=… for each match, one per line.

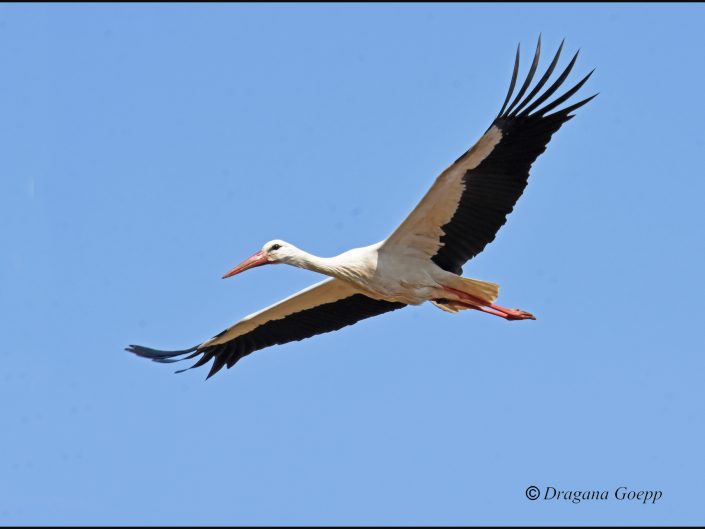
left=2, top=3, right=704, bottom=525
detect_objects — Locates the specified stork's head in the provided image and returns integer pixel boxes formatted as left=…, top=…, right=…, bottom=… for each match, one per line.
left=222, top=239, right=294, bottom=278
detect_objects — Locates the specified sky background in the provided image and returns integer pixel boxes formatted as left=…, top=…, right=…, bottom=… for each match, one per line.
left=2, top=3, right=704, bottom=526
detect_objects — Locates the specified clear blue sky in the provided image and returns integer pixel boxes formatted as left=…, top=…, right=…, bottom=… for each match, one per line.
left=2, top=3, right=704, bottom=525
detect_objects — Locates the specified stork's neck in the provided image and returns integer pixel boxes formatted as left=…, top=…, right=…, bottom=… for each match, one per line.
left=286, top=249, right=341, bottom=278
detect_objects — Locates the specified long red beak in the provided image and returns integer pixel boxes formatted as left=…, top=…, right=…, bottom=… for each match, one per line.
left=222, top=250, right=270, bottom=279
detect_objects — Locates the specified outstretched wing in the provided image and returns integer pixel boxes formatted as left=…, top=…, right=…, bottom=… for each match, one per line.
left=383, top=37, right=596, bottom=274
left=126, top=278, right=405, bottom=378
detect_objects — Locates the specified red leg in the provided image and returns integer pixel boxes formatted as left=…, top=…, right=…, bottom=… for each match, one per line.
left=466, top=303, right=513, bottom=319
left=441, top=286, right=536, bottom=321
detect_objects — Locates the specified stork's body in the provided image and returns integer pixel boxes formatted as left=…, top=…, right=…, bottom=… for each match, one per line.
left=260, top=241, right=447, bottom=305
left=127, top=37, right=595, bottom=378
left=241, top=240, right=523, bottom=317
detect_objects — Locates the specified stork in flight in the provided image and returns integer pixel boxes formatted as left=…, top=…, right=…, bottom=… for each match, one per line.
left=127, top=37, right=595, bottom=378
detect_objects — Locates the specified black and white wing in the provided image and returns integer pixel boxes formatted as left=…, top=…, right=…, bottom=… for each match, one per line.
left=126, top=278, right=405, bottom=378
left=383, top=37, right=596, bottom=274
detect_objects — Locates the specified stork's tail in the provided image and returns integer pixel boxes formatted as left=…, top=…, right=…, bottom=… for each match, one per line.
left=455, top=276, right=500, bottom=303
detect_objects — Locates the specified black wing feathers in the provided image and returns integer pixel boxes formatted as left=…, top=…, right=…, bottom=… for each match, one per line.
left=126, top=294, right=405, bottom=379
left=504, top=36, right=542, bottom=117
left=496, top=44, right=521, bottom=118
left=431, top=38, right=595, bottom=275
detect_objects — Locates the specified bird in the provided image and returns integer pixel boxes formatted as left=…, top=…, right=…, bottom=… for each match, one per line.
left=127, top=37, right=596, bottom=379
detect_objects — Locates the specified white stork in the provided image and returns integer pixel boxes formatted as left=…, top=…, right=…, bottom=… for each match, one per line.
left=127, top=37, right=595, bottom=378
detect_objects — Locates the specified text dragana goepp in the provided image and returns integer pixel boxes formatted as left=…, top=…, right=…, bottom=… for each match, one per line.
left=539, top=486, right=662, bottom=504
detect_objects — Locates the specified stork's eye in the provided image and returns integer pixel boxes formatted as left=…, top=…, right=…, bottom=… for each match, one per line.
left=270, top=244, right=281, bottom=251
